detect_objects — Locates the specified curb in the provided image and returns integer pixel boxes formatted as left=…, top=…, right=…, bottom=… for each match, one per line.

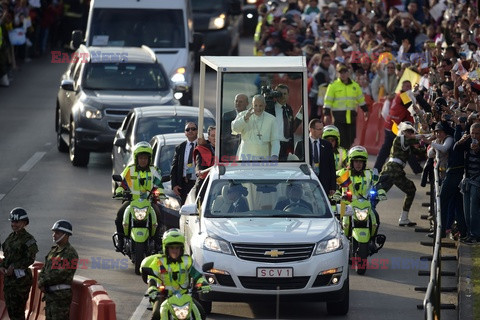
left=458, top=243, right=473, bottom=320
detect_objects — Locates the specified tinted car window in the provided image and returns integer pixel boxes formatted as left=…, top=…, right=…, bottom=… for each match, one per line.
left=83, top=63, right=169, bottom=90
left=135, top=116, right=216, bottom=142
left=191, top=0, right=225, bottom=11
left=205, top=179, right=331, bottom=218
left=90, top=9, right=186, bottom=48
left=157, top=145, right=176, bottom=175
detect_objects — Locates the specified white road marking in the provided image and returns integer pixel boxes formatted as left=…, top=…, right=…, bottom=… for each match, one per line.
left=18, top=152, right=46, bottom=172
left=130, top=296, right=150, bottom=320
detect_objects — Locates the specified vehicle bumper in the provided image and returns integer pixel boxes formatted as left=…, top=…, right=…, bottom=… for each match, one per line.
left=193, top=246, right=349, bottom=301
left=75, top=125, right=116, bottom=152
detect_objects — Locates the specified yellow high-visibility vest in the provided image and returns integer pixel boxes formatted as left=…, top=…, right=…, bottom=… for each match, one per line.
left=324, top=78, right=365, bottom=124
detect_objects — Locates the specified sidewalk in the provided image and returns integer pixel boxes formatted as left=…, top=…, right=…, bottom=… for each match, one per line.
left=458, top=242, right=477, bottom=320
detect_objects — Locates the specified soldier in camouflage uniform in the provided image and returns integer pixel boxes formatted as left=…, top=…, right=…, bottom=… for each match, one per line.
left=0, top=208, right=38, bottom=320
left=377, top=122, right=427, bottom=227
left=38, top=220, right=78, bottom=320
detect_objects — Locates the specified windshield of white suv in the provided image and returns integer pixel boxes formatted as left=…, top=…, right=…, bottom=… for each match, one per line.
left=83, top=63, right=169, bottom=90
left=90, top=9, right=186, bottom=48
left=205, top=180, right=331, bottom=218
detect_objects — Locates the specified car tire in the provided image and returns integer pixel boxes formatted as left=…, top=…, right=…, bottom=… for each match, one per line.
left=69, top=120, right=90, bottom=167
left=198, top=298, right=212, bottom=315
left=56, top=108, right=68, bottom=153
left=326, top=278, right=349, bottom=315
left=353, top=240, right=368, bottom=275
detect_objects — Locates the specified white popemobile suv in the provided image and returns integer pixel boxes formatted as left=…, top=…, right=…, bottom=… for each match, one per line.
left=179, top=56, right=350, bottom=316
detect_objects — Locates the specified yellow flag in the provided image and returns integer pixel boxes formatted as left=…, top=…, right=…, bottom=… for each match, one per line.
left=399, top=92, right=411, bottom=105
left=395, top=68, right=421, bottom=93
left=392, top=121, right=399, bottom=135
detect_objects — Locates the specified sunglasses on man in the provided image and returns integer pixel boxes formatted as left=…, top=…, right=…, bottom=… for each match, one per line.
left=185, top=127, right=197, bottom=132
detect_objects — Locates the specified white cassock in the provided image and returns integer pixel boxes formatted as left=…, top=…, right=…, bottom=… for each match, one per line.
left=231, top=110, right=280, bottom=160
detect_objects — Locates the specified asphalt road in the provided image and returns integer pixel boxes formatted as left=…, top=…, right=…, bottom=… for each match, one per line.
left=0, top=37, right=458, bottom=320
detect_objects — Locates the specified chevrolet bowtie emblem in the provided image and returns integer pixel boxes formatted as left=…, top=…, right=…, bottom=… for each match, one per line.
left=264, top=249, right=285, bottom=257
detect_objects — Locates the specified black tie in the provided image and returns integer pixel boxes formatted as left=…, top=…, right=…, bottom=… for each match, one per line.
left=313, top=140, right=319, bottom=164
left=282, top=105, right=291, bottom=139
left=186, top=142, right=194, bottom=179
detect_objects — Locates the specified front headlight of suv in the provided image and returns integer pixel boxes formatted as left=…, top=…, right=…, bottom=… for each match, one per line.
left=203, top=236, right=233, bottom=255
left=314, top=234, right=343, bottom=255
left=208, top=14, right=226, bottom=29
left=81, top=105, right=102, bottom=119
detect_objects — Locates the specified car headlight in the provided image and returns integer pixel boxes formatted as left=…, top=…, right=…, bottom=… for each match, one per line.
left=163, top=196, right=181, bottom=211
left=208, top=14, right=225, bottom=29
left=314, top=235, right=343, bottom=255
left=134, top=207, right=148, bottom=220
left=173, top=303, right=189, bottom=320
left=171, top=67, right=186, bottom=84
left=81, top=105, right=102, bottom=119
left=246, top=0, right=257, bottom=4
left=203, top=236, right=232, bottom=255
left=354, top=208, right=369, bottom=221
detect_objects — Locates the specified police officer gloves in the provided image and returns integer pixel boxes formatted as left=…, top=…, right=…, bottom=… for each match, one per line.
left=200, top=284, right=211, bottom=294
left=377, top=189, right=387, bottom=201
left=114, top=186, right=124, bottom=197
left=331, top=191, right=342, bottom=202
left=147, top=287, right=158, bottom=303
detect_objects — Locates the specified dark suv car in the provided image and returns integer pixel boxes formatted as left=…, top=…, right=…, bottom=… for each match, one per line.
left=55, top=45, right=178, bottom=166
left=192, top=0, right=243, bottom=56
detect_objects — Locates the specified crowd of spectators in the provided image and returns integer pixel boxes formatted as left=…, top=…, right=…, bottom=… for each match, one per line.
left=0, top=0, right=87, bottom=87
left=253, top=0, right=480, bottom=243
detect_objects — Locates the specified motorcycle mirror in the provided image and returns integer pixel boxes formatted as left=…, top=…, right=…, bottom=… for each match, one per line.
left=202, top=262, right=214, bottom=272
left=112, top=174, right=123, bottom=182
left=141, top=267, right=155, bottom=284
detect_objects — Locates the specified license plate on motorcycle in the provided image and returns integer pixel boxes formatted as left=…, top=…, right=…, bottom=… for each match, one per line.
left=257, top=267, right=293, bottom=278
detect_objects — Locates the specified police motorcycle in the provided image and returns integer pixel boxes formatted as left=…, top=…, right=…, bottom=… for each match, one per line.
left=112, top=174, right=163, bottom=274
left=332, top=147, right=386, bottom=275
left=141, top=259, right=213, bottom=320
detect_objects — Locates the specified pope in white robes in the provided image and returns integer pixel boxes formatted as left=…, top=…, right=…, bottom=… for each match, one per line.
left=231, top=94, right=280, bottom=160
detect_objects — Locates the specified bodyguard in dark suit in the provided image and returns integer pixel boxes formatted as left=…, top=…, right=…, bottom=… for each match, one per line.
left=171, top=122, right=198, bottom=205
left=295, top=119, right=336, bottom=197
left=221, top=93, right=249, bottom=158
left=265, top=84, right=302, bottom=161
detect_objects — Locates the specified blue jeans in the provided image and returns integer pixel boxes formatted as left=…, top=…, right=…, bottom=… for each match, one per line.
left=463, top=177, right=480, bottom=238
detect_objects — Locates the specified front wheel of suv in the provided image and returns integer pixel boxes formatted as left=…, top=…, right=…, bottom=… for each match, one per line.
left=56, top=108, right=68, bottom=153
left=69, top=120, right=90, bottom=167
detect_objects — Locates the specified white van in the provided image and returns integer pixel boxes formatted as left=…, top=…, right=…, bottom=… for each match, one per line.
left=71, top=0, right=202, bottom=105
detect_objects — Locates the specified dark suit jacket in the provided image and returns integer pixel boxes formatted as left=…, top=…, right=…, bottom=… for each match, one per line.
left=295, top=138, right=336, bottom=193
left=266, top=103, right=302, bottom=158
left=221, top=110, right=241, bottom=157
left=171, top=141, right=188, bottom=189
left=228, top=197, right=250, bottom=213
left=274, top=198, right=313, bottom=211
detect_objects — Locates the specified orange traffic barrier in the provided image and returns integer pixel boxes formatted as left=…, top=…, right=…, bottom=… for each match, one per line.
left=0, top=273, right=6, bottom=320
left=25, top=262, right=45, bottom=320
left=362, top=99, right=386, bottom=155
left=89, top=285, right=116, bottom=320
left=70, top=276, right=98, bottom=320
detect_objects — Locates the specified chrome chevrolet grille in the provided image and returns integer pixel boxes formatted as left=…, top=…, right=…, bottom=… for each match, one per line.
left=232, top=243, right=315, bottom=263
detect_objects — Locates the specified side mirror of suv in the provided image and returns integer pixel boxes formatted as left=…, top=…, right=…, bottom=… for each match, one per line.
left=60, top=79, right=75, bottom=91
left=70, top=30, right=83, bottom=50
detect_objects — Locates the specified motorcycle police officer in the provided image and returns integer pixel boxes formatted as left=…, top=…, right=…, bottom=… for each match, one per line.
left=0, top=208, right=38, bottom=320
left=141, top=228, right=211, bottom=320
left=114, top=141, right=165, bottom=252
left=334, top=146, right=387, bottom=252
left=38, top=220, right=78, bottom=320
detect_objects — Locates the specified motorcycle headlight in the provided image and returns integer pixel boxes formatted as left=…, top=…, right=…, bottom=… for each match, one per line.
left=354, top=208, right=369, bottom=221
left=173, top=303, right=190, bottom=320
left=203, top=236, right=233, bottom=255
left=81, top=105, right=102, bottom=119
left=208, top=14, right=226, bottom=29
left=314, top=235, right=343, bottom=255
left=134, top=207, right=148, bottom=220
